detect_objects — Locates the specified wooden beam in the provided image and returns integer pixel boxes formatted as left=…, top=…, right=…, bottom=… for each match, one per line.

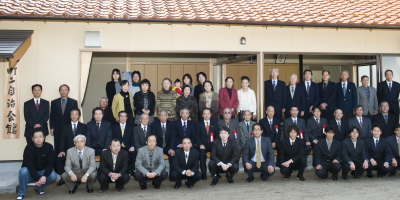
left=257, top=52, right=264, bottom=119
left=8, top=35, right=32, bottom=68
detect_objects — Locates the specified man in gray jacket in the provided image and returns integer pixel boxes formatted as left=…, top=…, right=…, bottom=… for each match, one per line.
left=133, top=134, right=168, bottom=190
left=357, top=75, right=378, bottom=120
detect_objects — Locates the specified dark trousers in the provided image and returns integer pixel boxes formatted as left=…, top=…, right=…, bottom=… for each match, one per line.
left=342, top=161, right=365, bottom=178
left=246, top=161, right=275, bottom=179
left=163, top=148, right=174, bottom=180
left=273, top=112, right=282, bottom=121
left=170, top=170, right=202, bottom=185
left=122, top=147, right=137, bottom=171
left=208, top=160, right=239, bottom=177
left=198, top=143, right=213, bottom=176
left=56, top=155, right=66, bottom=175
left=315, top=161, right=341, bottom=179
left=25, top=137, right=33, bottom=145
left=343, top=112, right=353, bottom=120
left=127, top=113, right=135, bottom=126
left=391, top=157, right=400, bottom=175
left=280, top=157, right=307, bottom=177
left=133, top=170, right=168, bottom=187
left=53, top=128, right=62, bottom=171
left=321, top=110, right=334, bottom=121
left=98, top=172, right=130, bottom=190
left=94, top=146, right=103, bottom=156
left=367, top=161, right=392, bottom=176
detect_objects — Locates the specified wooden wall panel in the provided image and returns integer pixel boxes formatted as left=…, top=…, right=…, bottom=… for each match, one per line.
left=170, top=65, right=184, bottom=84
left=157, top=65, right=172, bottom=86
left=183, top=65, right=197, bottom=84
left=144, top=65, right=158, bottom=93
left=130, top=64, right=145, bottom=74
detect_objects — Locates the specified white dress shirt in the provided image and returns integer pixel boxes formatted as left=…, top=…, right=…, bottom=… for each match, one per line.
left=251, top=138, right=265, bottom=162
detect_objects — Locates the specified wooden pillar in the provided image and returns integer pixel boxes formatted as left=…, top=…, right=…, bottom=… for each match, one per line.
left=257, top=52, right=264, bottom=119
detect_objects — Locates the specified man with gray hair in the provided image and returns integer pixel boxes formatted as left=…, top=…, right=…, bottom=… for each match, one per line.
left=172, top=108, right=197, bottom=148
left=91, top=97, right=115, bottom=124
left=134, top=113, right=153, bottom=149
left=336, top=70, right=358, bottom=120
left=264, top=67, right=287, bottom=120
left=61, top=134, right=97, bottom=194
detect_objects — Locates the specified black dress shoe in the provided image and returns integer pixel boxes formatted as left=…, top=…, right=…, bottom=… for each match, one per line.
left=185, top=182, right=194, bottom=188
left=152, top=181, right=160, bottom=189
left=129, top=170, right=135, bottom=177
left=260, top=173, right=268, bottom=181
left=351, top=171, right=355, bottom=178
left=332, top=174, right=338, bottom=181
left=140, top=184, right=147, bottom=190
left=86, top=185, right=93, bottom=193
left=174, top=182, right=181, bottom=189
left=226, top=173, right=234, bottom=183
left=246, top=176, right=254, bottom=183
left=69, top=184, right=78, bottom=194
left=57, top=178, right=65, bottom=186
left=201, top=174, right=207, bottom=180
left=217, top=174, right=221, bottom=179
left=367, top=172, right=374, bottom=178
left=342, top=176, right=349, bottom=180
left=210, top=177, right=219, bottom=186
left=283, top=175, right=291, bottom=180
left=296, top=174, right=306, bottom=181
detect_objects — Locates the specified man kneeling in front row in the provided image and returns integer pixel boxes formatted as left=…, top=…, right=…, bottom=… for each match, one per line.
left=98, top=139, right=130, bottom=193
left=61, top=134, right=97, bottom=194
left=171, top=138, right=202, bottom=189
left=17, top=128, right=57, bottom=200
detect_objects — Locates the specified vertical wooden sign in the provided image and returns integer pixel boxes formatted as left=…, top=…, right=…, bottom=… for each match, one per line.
left=4, top=64, right=19, bottom=139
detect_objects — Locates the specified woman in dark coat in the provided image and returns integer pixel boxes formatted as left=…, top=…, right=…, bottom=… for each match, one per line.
left=176, top=85, right=198, bottom=123
left=105, top=68, right=122, bottom=108
left=133, top=79, right=155, bottom=124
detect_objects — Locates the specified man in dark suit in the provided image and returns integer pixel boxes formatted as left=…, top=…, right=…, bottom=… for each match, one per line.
left=285, top=73, right=302, bottom=118
left=364, top=124, right=393, bottom=178
left=243, top=123, right=275, bottom=182
left=50, top=84, right=78, bottom=159
left=196, top=108, right=219, bottom=180
left=372, top=101, right=398, bottom=138
left=259, top=106, right=280, bottom=149
left=172, top=108, right=197, bottom=148
left=112, top=111, right=136, bottom=175
left=24, top=84, right=49, bottom=144
left=307, top=106, right=329, bottom=144
left=314, top=125, right=342, bottom=181
left=318, top=70, right=337, bottom=120
left=297, top=70, right=319, bottom=119
left=387, top=124, right=400, bottom=176
left=56, top=109, right=87, bottom=186
left=86, top=107, right=112, bottom=156
left=329, top=109, right=348, bottom=141
left=377, top=69, right=400, bottom=116
left=283, top=106, right=311, bottom=149
left=208, top=126, right=239, bottom=186
left=133, top=113, right=153, bottom=149
left=347, top=105, right=372, bottom=140
left=336, top=70, right=358, bottom=120
left=171, top=138, right=202, bottom=189
left=91, top=97, right=115, bottom=124
left=152, top=110, right=175, bottom=180
left=264, top=67, right=287, bottom=120
left=278, top=124, right=307, bottom=181
left=218, top=108, right=242, bottom=153
left=238, top=110, right=256, bottom=149
left=98, top=139, right=130, bottom=193
left=341, top=126, right=369, bottom=179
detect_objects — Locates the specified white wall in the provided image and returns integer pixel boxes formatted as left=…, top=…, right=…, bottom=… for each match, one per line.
left=382, top=56, right=400, bottom=82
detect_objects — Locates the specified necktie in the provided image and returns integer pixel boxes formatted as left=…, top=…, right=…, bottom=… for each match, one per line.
left=35, top=100, right=39, bottom=111
left=389, top=82, right=392, bottom=91
left=397, top=139, right=400, bottom=156
left=306, top=82, right=310, bottom=95
left=206, top=122, right=210, bottom=135
left=291, top=141, right=294, bottom=145
left=143, top=127, right=147, bottom=137
left=273, top=80, right=276, bottom=91
left=328, top=142, right=331, bottom=151
left=185, top=153, right=188, bottom=164
left=162, top=124, right=166, bottom=148
left=149, top=151, right=153, bottom=167
left=223, top=143, right=226, bottom=148
left=337, top=121, right=341, bottom=131
left=365, top=87, right=370, bottom=100
left=96, top=123, right=100, bottom=143
left=246, top=122, right=250, bottom=132
left=269, top=120, right=272, bottom=130
left=316, top=118, right=319, bottom=125
left=226, top=121, right=229, bottom=127
left=291, top=87, right=294, bottom=98
left=256, top=139, right=261, bottom=168
left=353, top=142, right=356, bottom=149
left=121, top=126, right=125, bottom=147
left=323, top=83, right=327, bottom=91
left=375, top=139, right=379, bottom=147
left=293, top=119, right=297, bottom=125
left=343, top=83, right=347, bottom=96
left=359, top=118, right=363, bottom=129
left=61, top=99, right=66, bottom=115
left=73, top=123, right=77, bottom=135
left=113, top=154, right=117, bottom=171
left=384, top=115, right=388, bottom=124
left=78, top=151, right=82, bottom=169
left=183, top=122, right=187, bottom=137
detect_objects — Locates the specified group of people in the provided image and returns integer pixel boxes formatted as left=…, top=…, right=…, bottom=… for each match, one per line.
left=17, top=67, right=400, bottom=199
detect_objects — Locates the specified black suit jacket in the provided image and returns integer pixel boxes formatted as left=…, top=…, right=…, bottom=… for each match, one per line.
left=196, top=120, right=219, bottom=147
left=152, top=120, right=175, bottom=150
left=172, top=119, right=197, bottom=148
left=328, top=119, right=348, bottom=141
left=277, top=138, right=305, bottom=165
left=210, top=138, right=239, bottom=164
left=341, top=137, right=367, bottom=163
left=259, top=117, right=281, bottom=144
left=336, top=82, right=358, bottom=114
left=306, top=117, right=328, bottom=141
left=59, top=122, right=87, bottom=152
left=242, top=136, right=275, bottom=166
left=377, top=81, right=400, bottom=115
left=98, top=149, right=128, bottom=177
left=372, top=113, right=398, bottom=138
left=86, top=121, right=112, bottom=150
left=264, top=79, right=287, bottom=111
left=112, top=123, right=134, bottom=148
left=284, top=85, right=302, bottom=118
left=297, top=81, right=320, bottom=113
left=364, top=137, right=392, bottom=163
left=106, top=81, right=118, bottom=108
left=318, top=81, right=337, bottom=113
left=50, top=97, right=78, bottom=130
left=133, top=125, right=153, bottom=149
left=387, top=135, right=400, bottom=158
left=24, top=98, right=49, bottom=137
left=172, top=147, right=200, bottom=174
left=283, top=117, right=309, bottom=142
left=314, top=139, right=341, bottom=165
